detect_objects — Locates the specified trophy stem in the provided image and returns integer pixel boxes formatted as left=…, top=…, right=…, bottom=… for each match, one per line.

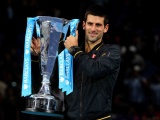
left=38, top=74, right=51, bottom=95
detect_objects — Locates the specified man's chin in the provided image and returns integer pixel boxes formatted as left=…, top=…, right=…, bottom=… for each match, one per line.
left=88, top=38, right=97, bottom=43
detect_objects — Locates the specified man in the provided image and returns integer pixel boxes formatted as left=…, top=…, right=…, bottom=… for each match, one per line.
left=31, top=4, right=121, bottom=120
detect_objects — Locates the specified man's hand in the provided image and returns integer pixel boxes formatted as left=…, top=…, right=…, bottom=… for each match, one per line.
left=30, top=37, right=40, bottom=56
left=64, top=30, right=78, bottom=49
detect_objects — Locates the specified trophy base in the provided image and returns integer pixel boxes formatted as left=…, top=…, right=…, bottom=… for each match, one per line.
left=21, top=110, right=64, bottom=118
left=24, top=94, right=63, bottom=113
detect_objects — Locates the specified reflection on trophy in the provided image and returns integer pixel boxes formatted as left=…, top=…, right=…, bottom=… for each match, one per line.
left=21, top=16, right=79, bottom=117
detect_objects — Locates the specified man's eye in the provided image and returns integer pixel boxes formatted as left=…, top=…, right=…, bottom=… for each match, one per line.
left=88, top=23, right=92, bottom=26
left=96, top=24, right=102, bottom=27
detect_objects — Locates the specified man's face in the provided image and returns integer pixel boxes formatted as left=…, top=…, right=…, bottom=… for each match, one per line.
left=83, top=14, right=108, bottom=43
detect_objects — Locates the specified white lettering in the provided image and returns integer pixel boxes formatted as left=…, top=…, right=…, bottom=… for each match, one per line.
left=23, top=58, right=29, bottom=84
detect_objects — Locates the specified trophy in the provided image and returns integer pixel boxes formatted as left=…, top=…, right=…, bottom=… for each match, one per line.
left=21, top=16, right=79, bottom=117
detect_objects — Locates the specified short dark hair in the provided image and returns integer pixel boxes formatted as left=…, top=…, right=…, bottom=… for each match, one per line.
left=84, top=4, right=109, bottom=26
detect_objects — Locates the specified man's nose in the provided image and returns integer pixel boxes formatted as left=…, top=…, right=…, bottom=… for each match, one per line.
left=90, top=25, right=97, bottom=31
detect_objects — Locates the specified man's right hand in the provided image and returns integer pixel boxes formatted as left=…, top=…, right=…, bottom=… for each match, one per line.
left=30, top=37, right=41, bottom=56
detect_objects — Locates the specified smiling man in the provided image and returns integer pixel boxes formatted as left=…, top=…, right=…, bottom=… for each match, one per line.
left=64, top=4, right=121, bottom=120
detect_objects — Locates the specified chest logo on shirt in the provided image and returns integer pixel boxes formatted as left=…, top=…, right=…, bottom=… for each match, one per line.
left=92, top=54, right=96, bottom=58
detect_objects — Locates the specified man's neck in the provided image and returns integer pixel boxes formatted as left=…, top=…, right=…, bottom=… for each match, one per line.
left=85, top=39, right=102, bottom=53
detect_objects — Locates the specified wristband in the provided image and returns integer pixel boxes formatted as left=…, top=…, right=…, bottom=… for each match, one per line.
left=68, top=46, right=80, bottom=55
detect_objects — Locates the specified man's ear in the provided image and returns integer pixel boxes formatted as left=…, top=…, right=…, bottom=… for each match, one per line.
left=82, top=21, right=85, bottom=30
left=104, top=24, right=109, bottom=33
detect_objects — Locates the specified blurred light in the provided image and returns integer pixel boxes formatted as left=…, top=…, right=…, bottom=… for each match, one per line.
left=121, top=46, right=127, bottom=55
left=129, top=45, right=137, bottom=52
left=11, top=81, right=17, bottom=87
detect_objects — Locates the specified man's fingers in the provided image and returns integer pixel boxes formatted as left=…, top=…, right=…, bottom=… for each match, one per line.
left=31, top=37, right=40, bottom=47
left=32, top=37, right=37, bottom=44
left=75, top=30, right=78, bottom=40
left=30, top=48, right=34, bottom=53
left=30, top=41, right=34, bottom=48
left=31, top=37, right=41, bottom=56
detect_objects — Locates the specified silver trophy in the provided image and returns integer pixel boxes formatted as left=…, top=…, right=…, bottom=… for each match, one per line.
left=22, top=16, right=79, bottom=117
left=23, top=17, right=68, bottom=116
